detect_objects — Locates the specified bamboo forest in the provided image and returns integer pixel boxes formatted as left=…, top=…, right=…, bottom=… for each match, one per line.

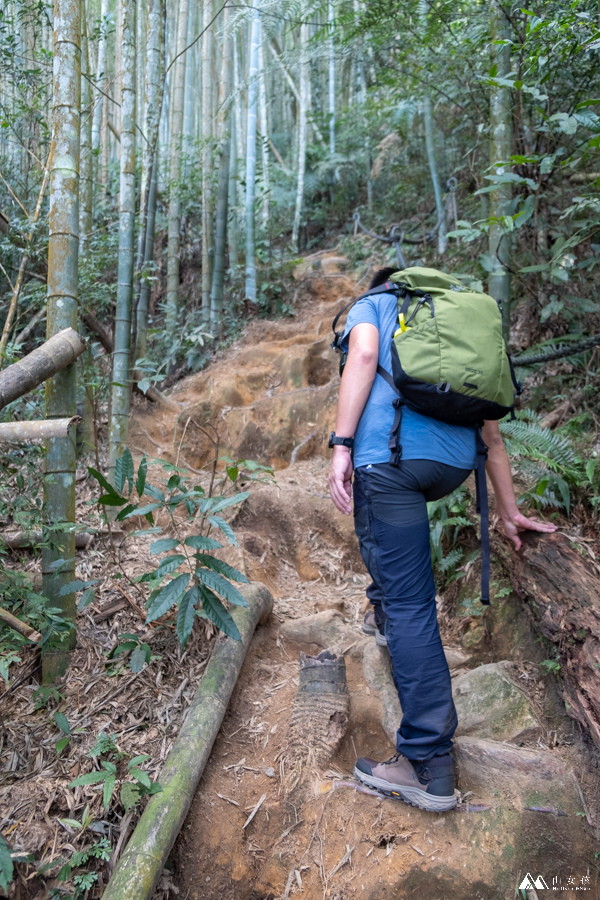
left=1, top=0, right=600, bottom=896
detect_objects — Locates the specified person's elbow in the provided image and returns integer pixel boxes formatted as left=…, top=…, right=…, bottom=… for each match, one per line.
left=352, top=344, right=378, bottom=368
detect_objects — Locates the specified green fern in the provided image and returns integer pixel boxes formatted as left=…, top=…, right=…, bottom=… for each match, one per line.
left=500, top=409, right=583, bottom=514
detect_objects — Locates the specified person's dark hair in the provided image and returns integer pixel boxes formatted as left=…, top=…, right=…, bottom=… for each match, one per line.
left=368, top=266, right=398, bottom=289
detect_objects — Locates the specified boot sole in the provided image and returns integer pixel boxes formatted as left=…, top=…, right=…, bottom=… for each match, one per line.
left=362, top=623, right=377, bottom=636
left=353, top=765, right=457, bottom=812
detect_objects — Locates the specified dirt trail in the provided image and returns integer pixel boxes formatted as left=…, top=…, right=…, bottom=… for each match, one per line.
left=130, top=271, right=599, bottom=900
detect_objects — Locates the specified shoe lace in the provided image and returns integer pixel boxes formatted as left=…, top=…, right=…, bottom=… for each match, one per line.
left=382, top=752, right=402, bottom=765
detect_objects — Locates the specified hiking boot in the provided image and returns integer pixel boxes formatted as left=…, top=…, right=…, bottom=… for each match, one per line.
left=361, top=610, right=387, bottom=647
left=354, top=751, right=457, bottom=812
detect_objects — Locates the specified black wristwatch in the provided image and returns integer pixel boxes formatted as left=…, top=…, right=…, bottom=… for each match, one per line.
left=329, top=432, right=354, bottom=449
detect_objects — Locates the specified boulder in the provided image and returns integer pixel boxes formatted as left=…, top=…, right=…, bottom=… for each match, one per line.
left=454, top=736, right=583, bottom=814
left=453, top=662, right=541, bottom=742
left=279, top=609, right=361, bottom=654
left=362, top=642, right=402, bottom=744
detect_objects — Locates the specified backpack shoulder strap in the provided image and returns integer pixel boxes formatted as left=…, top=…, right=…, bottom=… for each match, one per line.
left=331, top=281, right=401, bottom=347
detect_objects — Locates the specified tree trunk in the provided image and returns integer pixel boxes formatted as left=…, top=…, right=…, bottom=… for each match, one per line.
left=43, top=0, right=81, bottom=682
left=419, top=0, right=446, bottom=254
left=165, top=0, right=190, bottom=330
left=257, top=33, right=270, bottom=228
left=91, top=0, right=109, bottom=191
left=508, top=533, right=600, bottom=751
left=328, top=0, right=335, bottom=164
left=227, top=118, right=239, bottom=270
left=135, top=0, right=165, bottom=359
left=79, top=0, right=93, bottom=256
left=210, top=6, right=232, bottom=335
left=244, top=1, right=260, bottom=303
left=292, top=20, right=308, bottom=252
left=488, top=0, right=513, bottom=343
left=423, top=95, right=447, bottom=254
left=201, top=0, right=215, bottom=320
left=108, top=0, right=137, bottom=479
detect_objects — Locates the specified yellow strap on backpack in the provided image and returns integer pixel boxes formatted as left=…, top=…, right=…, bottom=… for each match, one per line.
left=393, top=313, right=411, bottom=338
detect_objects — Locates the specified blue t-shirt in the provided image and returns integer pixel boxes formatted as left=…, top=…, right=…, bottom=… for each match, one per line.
left=341, top=293, right=476, bottom=471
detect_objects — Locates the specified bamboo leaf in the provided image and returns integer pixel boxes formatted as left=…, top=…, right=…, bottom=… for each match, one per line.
left=69, top=771, right=107, bottom=787
left=208, top=492, right=249, bottom=514
left=78, top=587, right=95, bottom=611
left=115, top=449, right=134, bottom=495
left=177, top=586, right=198, bottom=647
left=195, top=554, right=248, bottom=583
left=120, top=783, right=140, bottom=810
left=156, top=554, right=186, bottom=576
left=103, top=775, right=116, bottom=810
left=87, top=466, right=120, bottom=497
left=136, top=455, right=147, bottom=497
left=150, top=538, right=179, bottom=555
left=0, top=833, right=13, bottom=893
left=98, top=494, right=129, bottom=507
left=53, top=712, right=70, bottom=734
left=146, top=573, right=190, bottom=622
left=129, top=768, right=152, bottom=789
left=208, top=515, right=238, bottom=546
left=199, top=587, right=241, bottom=641
left=185, top=534, right=223, bottom=550
left=123, top=502, right=161, bottom=518
left=196, top=568, right=247, bottom=606
left=130, top=644, right=150, bottom=673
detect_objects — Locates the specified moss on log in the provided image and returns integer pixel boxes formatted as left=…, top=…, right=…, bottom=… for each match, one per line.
left=102, top=582, right=273, bottom=900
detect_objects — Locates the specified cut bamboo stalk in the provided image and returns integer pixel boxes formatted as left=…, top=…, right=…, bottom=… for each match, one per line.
left=0, top=328, right=87, bottom=412
left=0, top=416, right=81, bottom=441
left=102, top=583, right=273, bottom=900
left=0, top=607, right=42, bottom=643
left=1, top=531, right=93, bottom=550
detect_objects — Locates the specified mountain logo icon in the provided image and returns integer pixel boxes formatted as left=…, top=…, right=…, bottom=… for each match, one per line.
left=519, top=873, right=549, bottom=890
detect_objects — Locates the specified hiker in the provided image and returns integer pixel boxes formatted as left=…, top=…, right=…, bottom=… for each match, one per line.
left=327, top=266, right=556, bottom=812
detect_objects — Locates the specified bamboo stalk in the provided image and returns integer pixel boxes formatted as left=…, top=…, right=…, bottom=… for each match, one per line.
left=0, top=417, right=81, bottom=441
left=0, top=607, right=42, bottom=643
left=42, top=0, right=81, bottom=683
left=0, top=157, right=51, bottom=369
left=0, top=328, right=87, bottom=412
left=102, top=583, right=273, bottom=900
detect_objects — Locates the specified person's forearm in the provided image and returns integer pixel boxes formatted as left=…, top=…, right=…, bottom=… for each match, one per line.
left=334, top=347, right=377, bottom=437
left=485, top=433, right=519, bottom=518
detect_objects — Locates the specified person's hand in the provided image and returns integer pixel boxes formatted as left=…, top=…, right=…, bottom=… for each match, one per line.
left=499, top=508, right=557, bottom=551
left=328, top=446, right=353, bottom=515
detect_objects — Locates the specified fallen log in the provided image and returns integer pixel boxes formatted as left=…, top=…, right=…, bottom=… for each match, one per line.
left=80, top=310, right=179, bottom=409
left=0, top=531, right=93, bottom=550
left=102, top=583, right=273, bottom=900
left=508, top=532, right=600, bottom=749
left=0, top=327, right=87, bottom=411
left=0, top=607, right=42, bottom=643
left=0, top=416, right=81, bottom=441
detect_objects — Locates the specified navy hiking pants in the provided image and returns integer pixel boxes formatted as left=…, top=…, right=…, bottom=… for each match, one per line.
left=353, top=460, right=472, bottom=761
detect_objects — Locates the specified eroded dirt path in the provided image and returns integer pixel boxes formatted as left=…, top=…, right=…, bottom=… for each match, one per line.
left=129, top=272, right=600, bottom=900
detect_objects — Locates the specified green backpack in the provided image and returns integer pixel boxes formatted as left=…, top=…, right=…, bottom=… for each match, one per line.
left=331, top=266, right=522, bottom=605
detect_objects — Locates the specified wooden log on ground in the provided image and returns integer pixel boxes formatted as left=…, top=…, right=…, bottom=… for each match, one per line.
left=0, top=327, right=87, bottom=411
left=0, top=531, right=93, bottom=550
left=0, top=416, right=81, bottom=441
left=508, top=532, right=600, bottom=749
left=102, top=583, right=273, bottom=900
left=0, top=607, right=42, bottom=643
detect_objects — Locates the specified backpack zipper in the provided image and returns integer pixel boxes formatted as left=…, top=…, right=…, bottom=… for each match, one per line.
left=404, top=293, right=435, bottom=326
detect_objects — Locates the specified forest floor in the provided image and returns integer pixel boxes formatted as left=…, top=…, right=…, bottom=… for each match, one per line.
left=2, top=261, right=600, bottom=899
